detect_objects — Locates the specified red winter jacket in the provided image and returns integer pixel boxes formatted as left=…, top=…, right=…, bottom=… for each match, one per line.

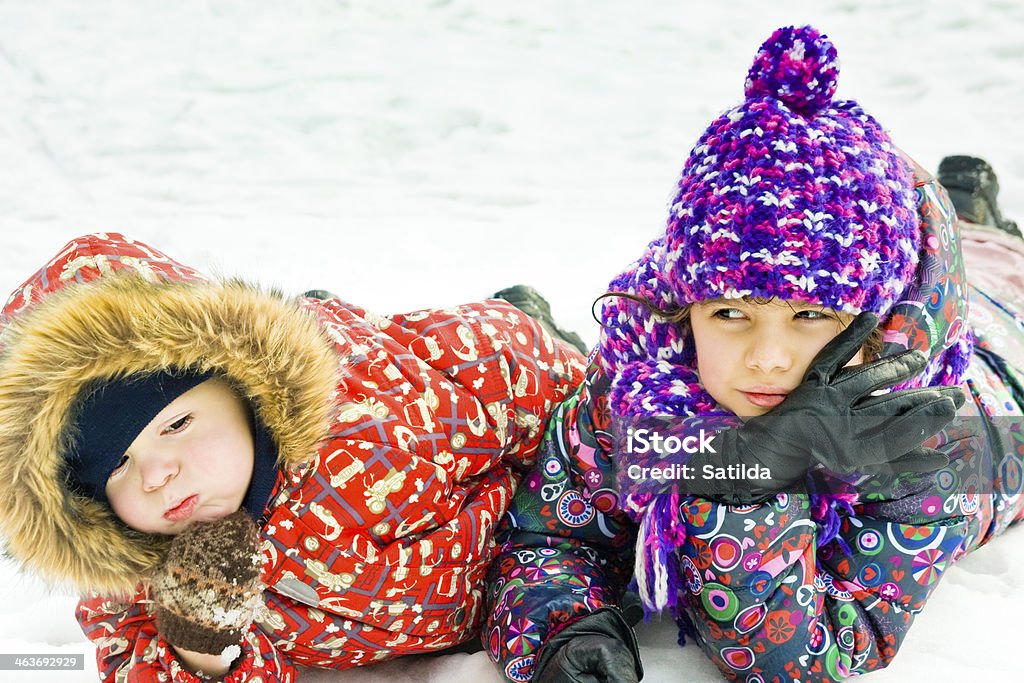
left=0, top=233, right=585, bottom=682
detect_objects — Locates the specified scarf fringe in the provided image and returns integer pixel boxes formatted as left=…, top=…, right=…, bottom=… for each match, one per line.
left=632, top=493, right=687, bottom=616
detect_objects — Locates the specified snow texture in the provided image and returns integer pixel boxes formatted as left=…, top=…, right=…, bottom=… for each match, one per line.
left=1, top=1, right=1022, bottom=681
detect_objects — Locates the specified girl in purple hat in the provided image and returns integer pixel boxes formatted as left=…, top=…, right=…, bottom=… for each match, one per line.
left=484, top=25, right=1024, bottom=682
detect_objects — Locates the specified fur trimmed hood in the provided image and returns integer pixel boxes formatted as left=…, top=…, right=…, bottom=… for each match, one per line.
left=0, top=234, right=339, bottom=595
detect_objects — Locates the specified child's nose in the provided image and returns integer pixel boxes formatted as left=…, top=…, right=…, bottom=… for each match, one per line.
left=745, top=337, right=793, bottom=374
left=139, top=456, right=178, bottom=492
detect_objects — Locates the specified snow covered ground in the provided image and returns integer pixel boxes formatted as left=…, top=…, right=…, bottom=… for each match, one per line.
left=2, top=1, right=1023, bottom=680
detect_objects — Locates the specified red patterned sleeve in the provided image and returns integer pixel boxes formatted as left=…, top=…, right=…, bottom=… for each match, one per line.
left=386, top=299, right=587, bottom=468
left=76, top=590, right=297, bottom=682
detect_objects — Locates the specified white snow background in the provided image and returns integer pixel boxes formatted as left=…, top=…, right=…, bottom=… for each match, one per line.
left=2, top=0, right=1023, bottom=681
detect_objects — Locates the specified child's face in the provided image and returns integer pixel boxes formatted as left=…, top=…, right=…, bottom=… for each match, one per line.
left=689, top=298, right=864, bottom=417
left=104, top=377, right=255, bottom=535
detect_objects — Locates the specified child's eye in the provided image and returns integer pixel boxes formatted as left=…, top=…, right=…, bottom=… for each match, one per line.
left=712, top=308, right=746, bottom=320
left=161, top=415, right=193, bottom=435
left=109, top=454, right=129, bottom=479
left=795, top=309, right=834, bottom=321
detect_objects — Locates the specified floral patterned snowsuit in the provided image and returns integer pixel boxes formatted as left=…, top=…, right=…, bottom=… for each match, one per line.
left=485, top=167, right=1024, bottom=682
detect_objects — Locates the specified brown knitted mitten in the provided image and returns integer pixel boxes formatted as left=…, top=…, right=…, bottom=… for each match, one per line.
left=152, top=510, right=263, bottom=656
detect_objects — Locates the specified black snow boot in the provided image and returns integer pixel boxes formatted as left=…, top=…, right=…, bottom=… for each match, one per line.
left=302, top=289, right=340, bottom=300
left=937, top=155, right=1021, bottom=238
left=494, top=285, right=588, bottom=354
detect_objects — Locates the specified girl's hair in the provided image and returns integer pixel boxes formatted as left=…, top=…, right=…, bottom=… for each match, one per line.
left=594, top=291, right=884, bottom=360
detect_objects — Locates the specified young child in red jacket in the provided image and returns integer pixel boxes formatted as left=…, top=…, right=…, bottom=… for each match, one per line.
left=0, top=232, right=585, bottom=681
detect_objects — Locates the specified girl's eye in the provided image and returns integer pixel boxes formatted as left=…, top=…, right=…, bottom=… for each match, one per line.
left=712, top=308, right=746, bottom=320
left=162, top=415, right=193, bottom=435
left=795, top=309, right=834, bottom=321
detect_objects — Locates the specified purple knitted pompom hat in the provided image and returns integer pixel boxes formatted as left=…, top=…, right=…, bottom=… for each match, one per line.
left=668, top=26, right=919, bottom=314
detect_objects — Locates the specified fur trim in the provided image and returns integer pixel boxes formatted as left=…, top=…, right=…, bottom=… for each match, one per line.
left=0, top=274, right=339, bottom=596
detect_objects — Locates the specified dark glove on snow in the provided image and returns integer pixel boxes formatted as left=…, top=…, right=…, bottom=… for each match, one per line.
left=152, top=510, right=264, bottom=656
left=532, top=608, right=643, bottom=683
left=686, top=312, right=965, bottom=504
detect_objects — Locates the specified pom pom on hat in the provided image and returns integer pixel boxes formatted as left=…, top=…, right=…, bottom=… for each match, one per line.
left=745, top=25, right=839, bottom=117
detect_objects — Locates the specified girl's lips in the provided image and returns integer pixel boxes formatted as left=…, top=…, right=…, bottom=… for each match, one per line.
left=741, top=391, right=788, bottom=409
left=163, top=495, right=199, bottom=522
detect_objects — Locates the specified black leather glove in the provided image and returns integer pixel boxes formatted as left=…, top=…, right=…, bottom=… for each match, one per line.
left=685, top=312, right=965, bottom=504
left=532, top=608, right=643, bottom=683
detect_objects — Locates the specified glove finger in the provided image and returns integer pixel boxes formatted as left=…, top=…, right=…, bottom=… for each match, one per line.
left=565, top=638, right=641, bottom=683
left=948, top=384, right=967, bottom=409
left=804, top=311, right=879, bottom=384
left=537, top=637, right=639, bottom=683
left=855, top=387, right=962, bottom=420
left=814, top=395, right=956, bottom=472
left=892, top=447, right=950, bottom=473
left=831, top=349, right=928, bottom=398
left=855, top=397, right=960, bottom=464
left=856, top=384, right=965, bottom=412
